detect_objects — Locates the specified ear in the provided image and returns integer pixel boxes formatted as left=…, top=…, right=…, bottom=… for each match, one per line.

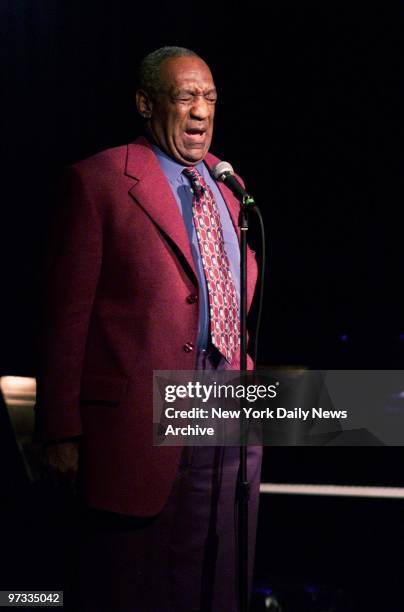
left=136, top=89, right=153, bottom=119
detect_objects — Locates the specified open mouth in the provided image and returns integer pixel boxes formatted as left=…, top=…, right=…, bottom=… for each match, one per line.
left=185, top=128, right=206, bottom=138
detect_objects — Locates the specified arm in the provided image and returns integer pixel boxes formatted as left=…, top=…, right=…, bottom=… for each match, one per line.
left=35, top=164, right=103, bottom=444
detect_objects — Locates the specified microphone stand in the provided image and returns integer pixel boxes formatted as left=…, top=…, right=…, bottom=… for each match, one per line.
left=237, top=192, right=255, bottom=612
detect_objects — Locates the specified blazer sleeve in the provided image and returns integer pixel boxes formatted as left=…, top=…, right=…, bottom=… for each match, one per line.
left=35, top=165, right=103, bottom=442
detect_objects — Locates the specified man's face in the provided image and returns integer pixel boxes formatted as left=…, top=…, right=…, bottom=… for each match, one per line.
left=137, top=56, right=216, bottom=165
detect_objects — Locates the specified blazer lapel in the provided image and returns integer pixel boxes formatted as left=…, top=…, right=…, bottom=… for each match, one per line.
left=126, top=137, right=198, bottom=282
left=126, top=139, right=257, bottom=311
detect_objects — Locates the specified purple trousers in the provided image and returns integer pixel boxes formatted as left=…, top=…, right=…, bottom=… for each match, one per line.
left=75, top=444, right=262, bottom=612
left=74, top=349, right=262, bottom=611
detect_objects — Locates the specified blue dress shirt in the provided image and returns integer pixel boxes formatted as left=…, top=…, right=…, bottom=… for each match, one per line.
left=152, top=144, right=240, bottom=354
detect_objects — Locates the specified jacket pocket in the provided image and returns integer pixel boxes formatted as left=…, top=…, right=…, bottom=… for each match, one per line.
left=80, top=375, right=128, bottom=404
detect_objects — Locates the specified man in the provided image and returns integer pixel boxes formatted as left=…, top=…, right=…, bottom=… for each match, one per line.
left=36, top=46, right=262, bottom=611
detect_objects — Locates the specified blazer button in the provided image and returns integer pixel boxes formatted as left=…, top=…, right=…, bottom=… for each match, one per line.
left=186, top=294, right=198, bottom=304
left=183, top=342, right=195, bottom=352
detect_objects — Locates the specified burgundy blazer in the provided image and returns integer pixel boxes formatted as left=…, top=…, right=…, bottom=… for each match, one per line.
left=36, top=136, right=258, bottom=516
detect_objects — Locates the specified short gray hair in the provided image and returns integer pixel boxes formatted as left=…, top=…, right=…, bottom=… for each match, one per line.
left=138, top=46, right=200, bottom=99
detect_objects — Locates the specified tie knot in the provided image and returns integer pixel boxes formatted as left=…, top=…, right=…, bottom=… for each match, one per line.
left=183, top=167, right=206, bottom=196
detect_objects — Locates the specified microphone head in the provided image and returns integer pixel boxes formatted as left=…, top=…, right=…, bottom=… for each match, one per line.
left=212, top=161, right=234, bottom=182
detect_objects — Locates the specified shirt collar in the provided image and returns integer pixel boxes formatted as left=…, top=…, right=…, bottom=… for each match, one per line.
left=152, top=143, right=206, bottom=185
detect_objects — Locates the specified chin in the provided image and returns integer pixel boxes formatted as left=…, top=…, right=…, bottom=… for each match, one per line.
left=184, top=150, right=208, bottom=164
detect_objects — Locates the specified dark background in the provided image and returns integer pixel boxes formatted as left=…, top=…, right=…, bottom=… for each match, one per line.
left=2, top=1, right=403, bottom=375
left=1, top=3, right=404, bottom=608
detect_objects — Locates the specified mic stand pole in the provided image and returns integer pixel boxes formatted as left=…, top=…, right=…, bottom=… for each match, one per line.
left=237, top=192, right=255, bottom=612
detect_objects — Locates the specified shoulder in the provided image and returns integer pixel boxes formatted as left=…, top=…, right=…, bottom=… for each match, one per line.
left=69, top=144, right=128, bottom=183
left=67, top=136, right=154, bottom=183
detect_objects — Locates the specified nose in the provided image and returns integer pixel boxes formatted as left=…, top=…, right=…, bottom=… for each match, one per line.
left=190, top=95, right=210, bottom=120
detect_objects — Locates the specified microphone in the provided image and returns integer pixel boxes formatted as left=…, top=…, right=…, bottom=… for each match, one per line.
left=211, top=161, right=255, bottom=206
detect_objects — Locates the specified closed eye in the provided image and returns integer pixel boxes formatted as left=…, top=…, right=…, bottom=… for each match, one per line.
left=172, top=91, right=217, bottom=104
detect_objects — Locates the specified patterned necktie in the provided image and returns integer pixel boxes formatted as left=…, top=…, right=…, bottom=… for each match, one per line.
left=183, top=166, right=240, bottom=364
